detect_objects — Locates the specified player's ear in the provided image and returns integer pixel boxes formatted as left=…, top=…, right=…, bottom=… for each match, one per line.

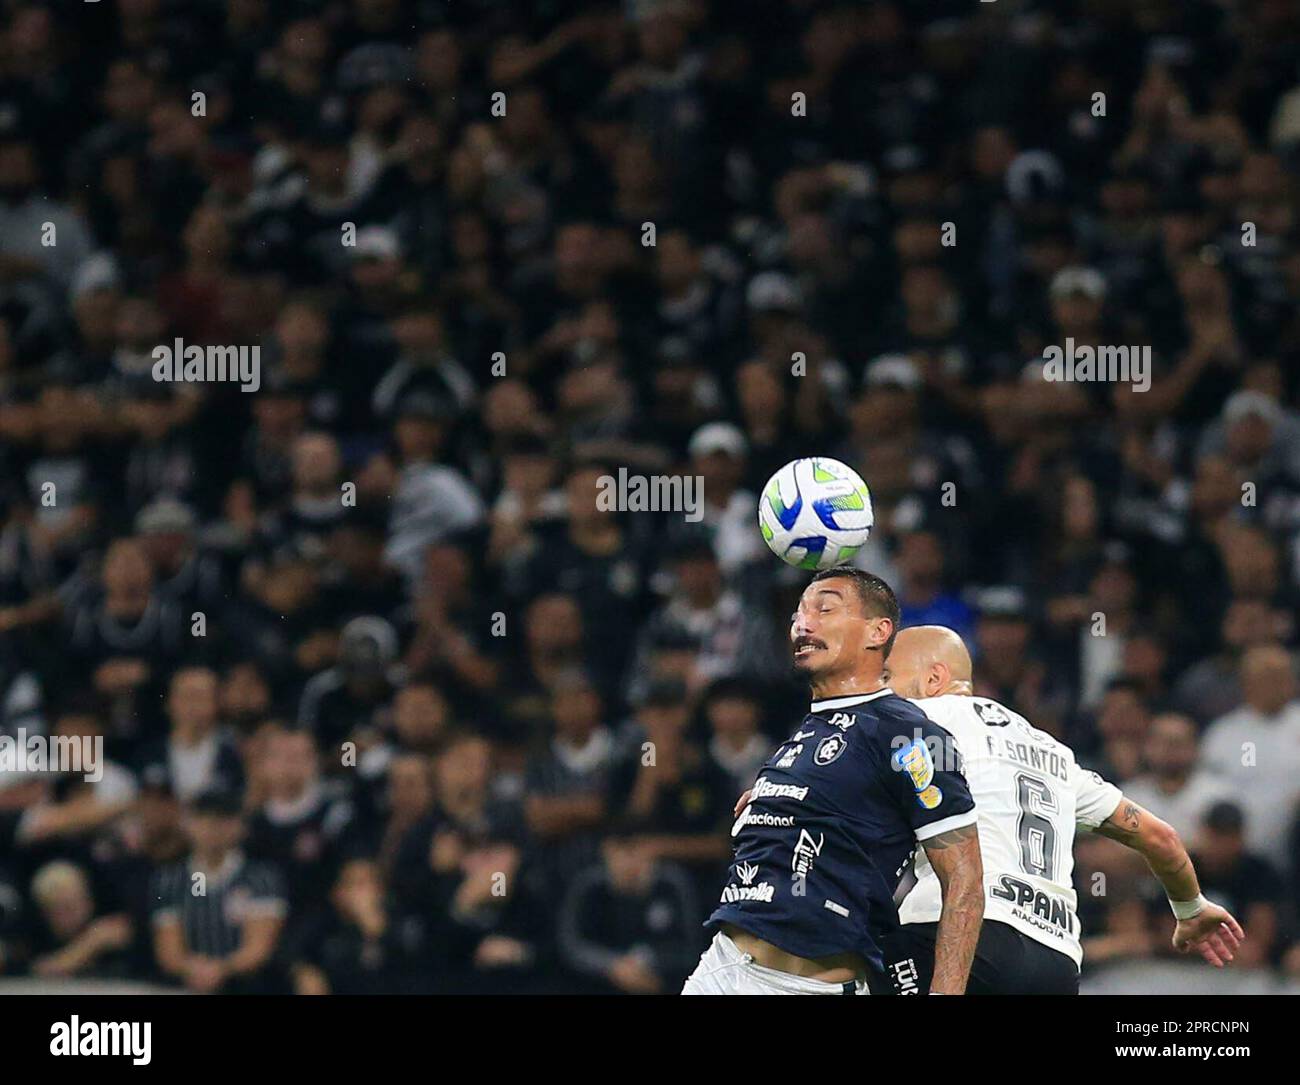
left=866, top=616, right=893, bottom=651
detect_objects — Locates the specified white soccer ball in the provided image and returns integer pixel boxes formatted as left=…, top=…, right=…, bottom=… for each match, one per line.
left=757, top=457, right=873, bottom=570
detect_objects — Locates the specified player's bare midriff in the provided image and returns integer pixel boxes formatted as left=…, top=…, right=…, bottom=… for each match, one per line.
left=721, top=923, right=867, bottom=983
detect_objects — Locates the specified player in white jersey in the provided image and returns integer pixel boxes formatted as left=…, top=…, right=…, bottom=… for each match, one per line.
left=877, top=626, right=1244, bottom=995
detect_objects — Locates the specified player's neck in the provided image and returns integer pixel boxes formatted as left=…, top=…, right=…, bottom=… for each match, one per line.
left=809, top=669, right=888, bottom=703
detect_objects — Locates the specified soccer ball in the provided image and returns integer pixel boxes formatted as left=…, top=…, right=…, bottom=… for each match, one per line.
left=758, top=457, right=873, bottom=570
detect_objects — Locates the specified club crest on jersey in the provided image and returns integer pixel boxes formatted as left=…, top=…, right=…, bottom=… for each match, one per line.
left=892, top=739, right=934, bottom=792
left=814, top=734, right=846, bottom=765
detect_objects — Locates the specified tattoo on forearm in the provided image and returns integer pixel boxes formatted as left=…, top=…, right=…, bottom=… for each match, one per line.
left=923, top=823, right=978, bottom=850
left=924, top=828, right=984, bottom=994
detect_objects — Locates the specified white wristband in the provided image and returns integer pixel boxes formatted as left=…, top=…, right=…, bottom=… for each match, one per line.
left=1169, top=894, right=1208, bottom=920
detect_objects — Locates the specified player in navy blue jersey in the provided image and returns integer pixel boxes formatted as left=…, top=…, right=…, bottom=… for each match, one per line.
left=682, top=568, right=984, bottom=995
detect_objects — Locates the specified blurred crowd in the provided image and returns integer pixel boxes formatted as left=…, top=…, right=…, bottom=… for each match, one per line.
left=2, top=0, right=1300, bottom=993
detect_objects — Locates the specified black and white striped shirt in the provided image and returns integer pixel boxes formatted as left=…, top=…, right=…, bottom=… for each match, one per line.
left=150, top=850, right=287, bottom=959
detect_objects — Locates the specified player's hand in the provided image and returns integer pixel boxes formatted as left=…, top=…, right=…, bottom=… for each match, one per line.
left=732, top=789, right=753, bottom=817
left=1172, top=903, right=1244, bottom=967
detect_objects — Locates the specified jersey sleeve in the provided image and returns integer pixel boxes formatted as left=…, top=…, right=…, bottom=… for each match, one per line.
left=881, top=713, right=977, bottom=842
left=1073, top=765, right=1124, bottom=829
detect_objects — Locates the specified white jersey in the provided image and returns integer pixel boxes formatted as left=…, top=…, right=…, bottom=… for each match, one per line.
left=898, top=694, right=1123, bottom=967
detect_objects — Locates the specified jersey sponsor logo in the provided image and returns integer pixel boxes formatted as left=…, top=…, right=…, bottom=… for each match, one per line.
left=826, top=712, right=856, bottom=731
left=823, top=899, right=850, bottom=918
left=751, top=776, right=810, bottom=801
left=889, top=956, right=920, bottom=995
left=791, top=828, right=824, bottom=878
left=989, top=875, right=1077, bottom=934
left=892, top=739, right=935, bottom=789
left=814, top=733, right=846, bottom=765
left=791, top=730, right=817, bottom=741
left=730, top=807, right=797, bottom=836
left=721, top=863, right=775, bottom=903
left=774, top=744, right=803, bottom=768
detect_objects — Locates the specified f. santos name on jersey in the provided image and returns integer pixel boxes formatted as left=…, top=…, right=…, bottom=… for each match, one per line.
left=982, top=734, right=1070, bottom=783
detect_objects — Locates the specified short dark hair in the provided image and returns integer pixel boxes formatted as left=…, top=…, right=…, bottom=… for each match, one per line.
left=808, top=567, right=902, bottom=657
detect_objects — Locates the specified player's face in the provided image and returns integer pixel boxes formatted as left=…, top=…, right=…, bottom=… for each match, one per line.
left=791, top=580, right=875, bottom=677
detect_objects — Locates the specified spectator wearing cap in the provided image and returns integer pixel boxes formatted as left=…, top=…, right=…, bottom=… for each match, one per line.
left=298, top=615, right=402, bottom=753
left=1197, top=390, right=1300, bottom=513
left=45, top=254, right=121, bottom=386
left=680, top=422, right=763, bottom=576
left=1200, top=645, right=1300, bottom=867
left=134, top=499, right=227, bottom=618
left=150, top=787, right=288, bottom=994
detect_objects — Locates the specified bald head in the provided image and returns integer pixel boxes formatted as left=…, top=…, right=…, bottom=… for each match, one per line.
left=887, top=626, right=973, bottom=699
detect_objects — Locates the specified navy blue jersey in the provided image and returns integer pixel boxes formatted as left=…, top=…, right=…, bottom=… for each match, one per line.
left=706, top=689, right=976, bottom=969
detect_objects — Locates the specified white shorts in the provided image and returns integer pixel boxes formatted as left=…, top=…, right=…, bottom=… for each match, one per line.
left=681, top=932, right=869, bottom=995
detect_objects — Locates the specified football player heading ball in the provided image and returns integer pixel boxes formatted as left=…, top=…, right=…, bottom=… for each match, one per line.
left=682, top=567, right=984, bottom=995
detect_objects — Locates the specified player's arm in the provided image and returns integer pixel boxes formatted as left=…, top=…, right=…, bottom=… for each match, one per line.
left=921, top=823, right=984, bottom=995
left=1093, top=797, right=1245, bottom=967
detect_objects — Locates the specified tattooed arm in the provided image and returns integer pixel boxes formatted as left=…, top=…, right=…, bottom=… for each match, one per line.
left=1094, top=798, right=1245, bottom=967
left=922, top=823, right=984, bottom=994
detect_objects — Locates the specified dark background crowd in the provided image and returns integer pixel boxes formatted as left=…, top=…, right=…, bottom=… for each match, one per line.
left=1, top=0, right=1300, bottom=994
